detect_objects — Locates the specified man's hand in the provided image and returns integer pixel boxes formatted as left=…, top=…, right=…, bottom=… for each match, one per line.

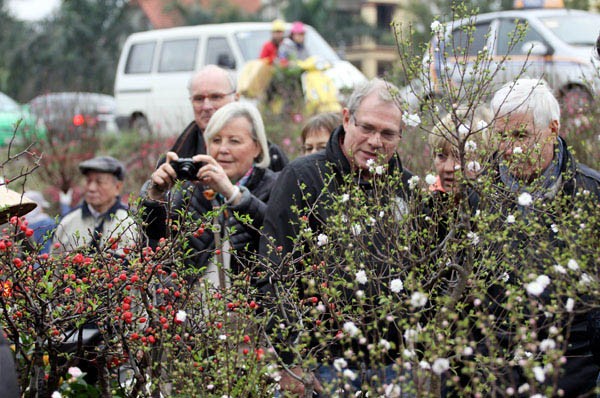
left=148, top=152, right=179, bottom=200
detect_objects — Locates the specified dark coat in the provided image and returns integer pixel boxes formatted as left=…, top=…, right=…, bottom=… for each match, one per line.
left=143, top=166, right=278, bottom=276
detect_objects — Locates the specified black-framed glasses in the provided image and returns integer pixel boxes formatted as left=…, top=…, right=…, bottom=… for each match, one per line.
left=351, top=114, right=401, bottom=143
left=191, top=90, right=235, bottom=104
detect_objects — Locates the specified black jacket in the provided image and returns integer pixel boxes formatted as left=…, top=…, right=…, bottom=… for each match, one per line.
left=143, top=166, right=278, bottom=276
left=160, top=121, right=289, bottom=172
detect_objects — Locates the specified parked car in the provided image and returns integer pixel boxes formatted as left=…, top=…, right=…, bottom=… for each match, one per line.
left=402, top=7, right=600, bottom=112
left=114, top=22, right=366, bottom=136
left=29, top=92, right=118, bottom=140
left=0, top=92, right=46, bottom=146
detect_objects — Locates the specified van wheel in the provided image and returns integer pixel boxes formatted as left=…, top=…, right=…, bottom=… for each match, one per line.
left=131, top=116, right=152, bottom=136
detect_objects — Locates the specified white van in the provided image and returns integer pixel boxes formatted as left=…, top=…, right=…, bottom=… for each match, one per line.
left=114, top=22, right=366, bottom=136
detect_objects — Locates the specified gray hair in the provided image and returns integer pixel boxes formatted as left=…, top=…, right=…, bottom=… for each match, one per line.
left=490, top=78, right=560, bottom=130
left=203, top=101, right=270, bottom=169
left=187, top=65, right=237, bottom=95
left=346, top=78, right=401, bottom=116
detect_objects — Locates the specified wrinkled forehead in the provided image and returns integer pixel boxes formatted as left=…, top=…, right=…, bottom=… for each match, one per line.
left=493, top=112, right=536, bottom=133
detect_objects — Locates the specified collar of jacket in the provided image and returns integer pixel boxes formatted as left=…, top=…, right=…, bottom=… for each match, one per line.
left=325, top=125, right=405, bottom=185
left=81, top=197, right=128, bottom=220
left=170, top=121, right=206, bottom=159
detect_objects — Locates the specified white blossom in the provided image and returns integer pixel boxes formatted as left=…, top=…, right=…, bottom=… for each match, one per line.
left=536, top=275, right=550, bottom=288
left=458, top=124, right=470, bottom=138
left=517, top=192, right=533, bottom=206
left=462, top=346, right=473, bottom=356
left=408, top=175, right=420, bottom=190
left=565, top=297, right=575, bottom=312
left=567, top=259, right=579, bottom=271
left=404, top=328, right=419, bottom=343
left=351, top=224, right=362, bottom=237
left=465, top=140, right=477, bottom=153
left=379, top=210, right=385, bottom=218
left=355, top=270, right=367, bottom=285
left=553, top=264, right=567, bottom=274
left=366, top=159, right=376, bottom=168
left=390, top=278, right=404, bottom=293
left=175, top=310, right=187, bottom=323
left=419, top=360, right=431, bottom=370
left=385, top=384, right=402, bottom=397
left=343, top=321, right=360, bottom=337
left=432, top=358, right=450, bottom=375
left=506, top=214, right=516, bottom=224
left=533, top=366, right=545, bottom=383
left=379, top=339, right=391, bottom=351
left=68, top=366, right=83, bottom=378
left=550, top=224, right=558, bottom=233
left=539, top=338, right=556, bottom=352
left=501, top=272, right=510, bottom=283
left=430, top=20, right=443, bottom=34
left=476, top=120, right=488, bottom=130
left=467, top=231, right=480, bottom=245
left=425, top=174, right=437, bottom=185
left=530, top=395, right=546, bottom=398
left=343, top=369, right=357, bottom=380
left=316, top=303, right=326, bottom=312
left=410, top=292, right=428, bottom=307
left=375, top=165, right=385, bottom=175
left=334, top=358, right=348, bottom=371
left=517, top=383, right=529, bottom=394
left=580, top=273, right=592, bottom=285
left=513, top=146, right=523, bottom=154
left=317, top=233, right=328, bottom=247
left=525, top=281, right=544, bottom=296
left=51, top=393, right=62, bottom=398
left=219, top=334, right=227, bottom=340
left=341, top=193, right=350, bottom=203
left=403, top=349, right=416, bottom=358
left=402, top=113, right=421, bottom=127
left=355, top=290, right=364, bottom=299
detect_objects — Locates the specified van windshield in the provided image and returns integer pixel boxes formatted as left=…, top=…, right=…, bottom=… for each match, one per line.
left=235, top=28, right=340, bottom=62
left=540, top=14, right=600, bottom=46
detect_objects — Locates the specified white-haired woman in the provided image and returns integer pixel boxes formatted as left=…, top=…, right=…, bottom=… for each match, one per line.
left=144, top=101, right=278, bottom=283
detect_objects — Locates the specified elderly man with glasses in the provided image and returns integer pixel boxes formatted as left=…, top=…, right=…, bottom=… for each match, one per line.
left=259, top=78, right=414, bottom=396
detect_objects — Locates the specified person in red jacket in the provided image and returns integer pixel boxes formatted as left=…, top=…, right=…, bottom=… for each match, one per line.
left=259, top=19, right=286, bottom=65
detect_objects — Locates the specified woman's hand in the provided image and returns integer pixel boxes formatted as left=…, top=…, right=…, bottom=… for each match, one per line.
left=148, top=152, right=179, bottom=200
left=193, top=154, right=240, bottom=204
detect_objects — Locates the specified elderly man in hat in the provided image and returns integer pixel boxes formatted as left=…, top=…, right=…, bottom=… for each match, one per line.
left=53, top=156, right=137, bottom=253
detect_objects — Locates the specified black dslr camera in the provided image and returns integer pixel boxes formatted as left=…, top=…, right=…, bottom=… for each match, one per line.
left=171, top=158, right=202, bottom=180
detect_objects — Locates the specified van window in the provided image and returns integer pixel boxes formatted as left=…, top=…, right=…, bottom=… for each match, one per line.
left=497, top=19, right=545, bottom=55
left=125, top=42, right=156, bottom=74
left=236, top=30, right=271, bottom=61
left=159, top=39, right=198, bottom=72
left=205, top=37, right=235, bottom=69
left=448, top=22, right=492, bottom=57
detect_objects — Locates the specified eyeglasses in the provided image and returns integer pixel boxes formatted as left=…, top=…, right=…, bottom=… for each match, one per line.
left=351, top=114, right=401, bottom=143
left=191, top=91, right=235, bottom=104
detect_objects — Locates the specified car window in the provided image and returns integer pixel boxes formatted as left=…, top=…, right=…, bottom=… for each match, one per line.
left=205, top=37, right=235, bottom=69
left=158, top=39, right=198, bottom=73
left=540, top=14, right=600, bottom=46
left=448, top=22, right=492, bottom=57
left=125, top=42, right=156, bottom=74
left=497, top=19, right=546, bottom=55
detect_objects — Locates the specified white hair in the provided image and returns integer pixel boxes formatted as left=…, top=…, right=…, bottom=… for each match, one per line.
left=490, top=78, right=560, bottom=130
left=186, top=65, right=236, bottom=95
left=203, top=101, right=270, bottom=168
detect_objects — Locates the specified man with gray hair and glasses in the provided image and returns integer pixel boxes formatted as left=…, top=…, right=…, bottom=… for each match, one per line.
left=259, top=78, right=414, bottom=396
